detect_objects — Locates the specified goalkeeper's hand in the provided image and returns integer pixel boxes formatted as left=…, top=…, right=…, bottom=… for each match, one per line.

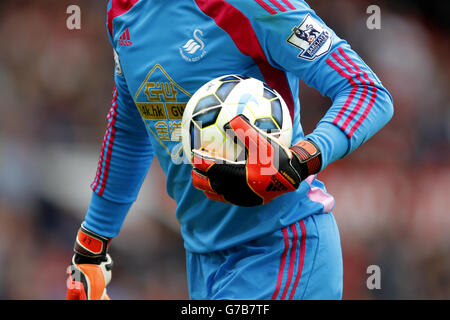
left=191, top=114, right=322, bottom=206
left=66, top=225, right=113, bottom=300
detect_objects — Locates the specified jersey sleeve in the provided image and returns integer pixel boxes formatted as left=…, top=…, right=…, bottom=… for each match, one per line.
left=247, top=0, right=394, bottom=169
left=83, top=68, right=154, bottom=238
left=82, top=51, right=154, bottom=238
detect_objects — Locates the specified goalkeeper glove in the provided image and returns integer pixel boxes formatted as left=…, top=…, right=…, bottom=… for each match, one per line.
left=66, top=225, right=113, bottom=300
left=191, top=114, right=322, bottom=206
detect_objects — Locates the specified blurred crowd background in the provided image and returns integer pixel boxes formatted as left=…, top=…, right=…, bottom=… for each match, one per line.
left=0, top=0, right=448, bottom=299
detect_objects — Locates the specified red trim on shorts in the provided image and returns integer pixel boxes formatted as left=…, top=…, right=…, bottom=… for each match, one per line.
left=289, top=220, right=307, bottom=299
left=271, top=227, right=290, bottom=299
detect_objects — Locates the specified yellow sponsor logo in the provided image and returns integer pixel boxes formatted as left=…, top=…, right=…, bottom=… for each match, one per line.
left=134, top=65, right=192, bottom=156
left=144, top=82, right=179, bottom=102
left=136, top=102, right=167, bottom=120
left=134, top=64, right=191, bottom=121
left=154, top=121, right=170, bottom=141
left=166, top=103, right=186, bottom=120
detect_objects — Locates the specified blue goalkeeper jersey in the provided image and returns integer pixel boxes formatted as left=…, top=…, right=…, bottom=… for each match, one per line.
left=84, top=0, right=393, bottom=253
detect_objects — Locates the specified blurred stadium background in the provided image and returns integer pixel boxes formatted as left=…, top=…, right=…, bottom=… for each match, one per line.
left=0, top=0, right=448, bottom=299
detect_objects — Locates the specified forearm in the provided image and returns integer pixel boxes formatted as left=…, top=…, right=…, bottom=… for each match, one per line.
left=305, top=121, right=348, bottom=171
left=84, top=82, right=154, bottom=238
left=306, top=83, right=393, bottom=171
left=83, top=193, right=134, bottom=238
left=84, top=129, right=153, bottom=237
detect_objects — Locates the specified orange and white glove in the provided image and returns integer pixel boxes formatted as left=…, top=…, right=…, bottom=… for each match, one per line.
left=66, top=225, right=113, bottom=300
left=191, top=115, right=322, bottom=206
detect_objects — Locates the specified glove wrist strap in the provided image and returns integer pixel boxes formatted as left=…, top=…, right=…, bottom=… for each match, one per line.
left=74, top=225, right=111, bottom=259
left=290, top=140, right=322, bottom=180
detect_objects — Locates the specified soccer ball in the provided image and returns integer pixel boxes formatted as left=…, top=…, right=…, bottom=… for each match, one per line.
left=181, top=75, right=293, bottom=163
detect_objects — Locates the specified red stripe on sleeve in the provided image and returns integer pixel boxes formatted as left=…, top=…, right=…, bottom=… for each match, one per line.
left=326, top=58, right=358, bottom=128
left=98, top=98, right=119, bottom=196
left=91, top=87, right=118, bottom=192
left=348, top=89, right=378, bottom=137
left=281, top=0, right=296, bottom=10
left=332, top=52, right=369, bottom=132
left=195, top=0, right=296, bottom=122
left=338, top=48, right=378, bottom=137
left=339, top=48, right=375, bottom=86
left=254, top=0, right=277, bottom=14
left=268, top=0, right=287, bottom=12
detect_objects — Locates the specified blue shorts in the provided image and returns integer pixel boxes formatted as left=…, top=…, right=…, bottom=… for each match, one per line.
left=186, top=212, right=343, bottom=300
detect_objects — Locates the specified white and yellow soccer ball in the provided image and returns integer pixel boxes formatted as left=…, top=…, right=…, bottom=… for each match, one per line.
left=181, top=75, right=293, bottom=164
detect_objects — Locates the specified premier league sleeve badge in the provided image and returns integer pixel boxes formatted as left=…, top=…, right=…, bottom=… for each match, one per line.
left=287, top=14, right=333, bottom=60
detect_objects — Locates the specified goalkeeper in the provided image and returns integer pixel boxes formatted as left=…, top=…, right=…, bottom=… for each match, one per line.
left=66, top=0, right=393, bottom=300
